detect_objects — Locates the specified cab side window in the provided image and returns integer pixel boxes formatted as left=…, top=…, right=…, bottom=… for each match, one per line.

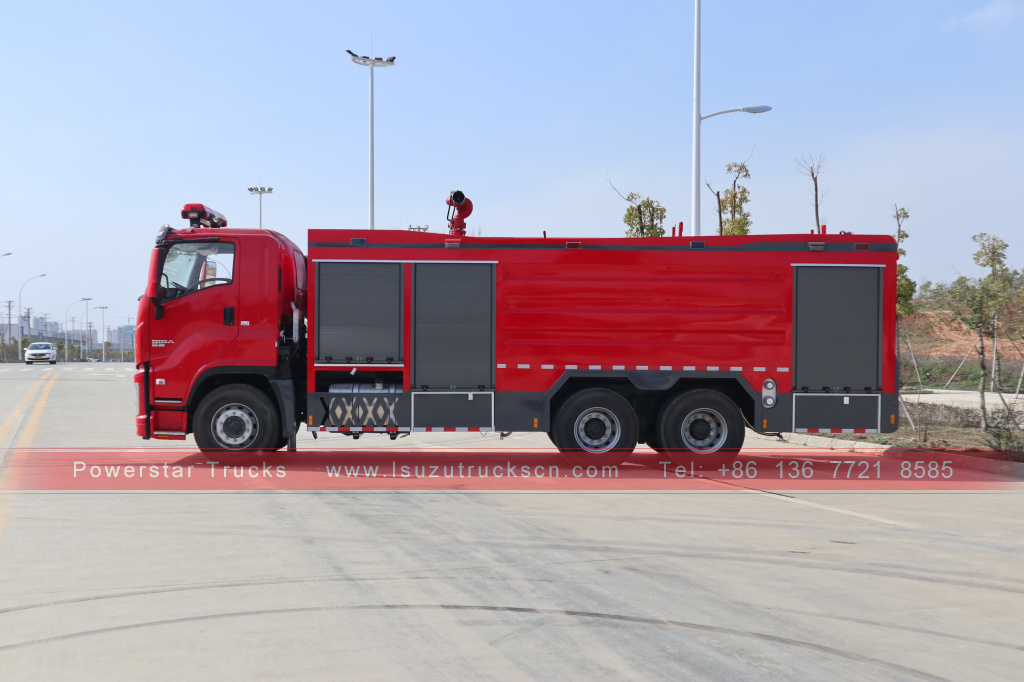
left=159, top=242, right=235, bottom=302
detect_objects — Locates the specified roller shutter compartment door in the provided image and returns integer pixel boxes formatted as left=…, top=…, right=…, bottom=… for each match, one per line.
left=413, top=263, right=495, bottom=390
left=794, top=266, right=882, bottom=391
left=315, top=262, right=403, bottom=362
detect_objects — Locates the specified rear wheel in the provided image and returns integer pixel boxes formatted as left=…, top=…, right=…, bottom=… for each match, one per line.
left=657, top=389, right=744, bottom=463
left=552, top=388, right=638, bottom=466
left=194, top=385, right=280, bottom=453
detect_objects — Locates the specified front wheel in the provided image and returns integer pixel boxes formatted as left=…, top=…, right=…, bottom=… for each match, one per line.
left=193, top=385, right=280, bottom=453
left=552, top=388, right=638, bottom=466
left=657, top=389, right=744, bottom=463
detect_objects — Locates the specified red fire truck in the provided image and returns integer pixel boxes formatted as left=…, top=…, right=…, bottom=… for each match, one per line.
left=135, top=199, right=900, bottom=460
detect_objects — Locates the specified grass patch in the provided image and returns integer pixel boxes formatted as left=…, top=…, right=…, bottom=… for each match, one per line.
left=821, top=401, right=1024, bottom=462
left=900, top=355, right=1024, bottom=392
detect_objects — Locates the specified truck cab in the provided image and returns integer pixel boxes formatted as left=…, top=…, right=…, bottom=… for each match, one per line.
left=135, top=204, right=306, bottom=448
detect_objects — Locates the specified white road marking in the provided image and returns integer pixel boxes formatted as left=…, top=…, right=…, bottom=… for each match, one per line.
left=765, top=494, right=918, bottom=528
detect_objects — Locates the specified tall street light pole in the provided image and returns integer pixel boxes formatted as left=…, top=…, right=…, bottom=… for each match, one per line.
left=18, top=273, right=45, bottom=359
left=65, top=297, right=91, bottom=362
left=690, top=0, right=771, bottom=236
left=347, top=49, right=396, bottom=231
left=95, top=306, right=108, bottom=362
left=85, top=304, right=90, bottom=360
left=247, top=186, right=273, bottom=229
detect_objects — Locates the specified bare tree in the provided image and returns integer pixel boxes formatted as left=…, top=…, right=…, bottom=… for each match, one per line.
left=796, top=153, right=828, bottom=233
left=704, top=181, right=724, bottom=235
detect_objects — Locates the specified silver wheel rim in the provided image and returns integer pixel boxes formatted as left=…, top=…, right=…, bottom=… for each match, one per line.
left=573, top=408, right=621, bottom=453
left=680, top=408, right=728, bottom=452
left=212, top=403, right=259, bottom=448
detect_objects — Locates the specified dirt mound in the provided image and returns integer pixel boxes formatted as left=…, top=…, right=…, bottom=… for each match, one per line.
left=900, top=310, right=1024, bottom=359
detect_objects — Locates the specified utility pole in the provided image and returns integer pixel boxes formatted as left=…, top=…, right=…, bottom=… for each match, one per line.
left=70, top=316, right=77, bottom=360
left=96, top=306, right=108, bottom=362
left=24, top=307, right=33, bottom=340
left=3, top=301, right=12, bottom=362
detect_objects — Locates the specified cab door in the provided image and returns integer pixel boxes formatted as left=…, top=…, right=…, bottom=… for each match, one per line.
left=148, top=239, right=239, bottom=402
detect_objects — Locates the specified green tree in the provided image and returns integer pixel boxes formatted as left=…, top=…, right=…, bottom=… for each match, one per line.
left=720, top=162, right=752, bottom=235
left=622, top=193, right=666, bottom=237
left=943, top=233, right=1015, bottom=430
left=893, top=205, right=916, bottom=317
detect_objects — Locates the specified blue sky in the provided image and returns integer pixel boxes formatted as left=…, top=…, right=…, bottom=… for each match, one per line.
left=1, top=0, right=1022, bottom=329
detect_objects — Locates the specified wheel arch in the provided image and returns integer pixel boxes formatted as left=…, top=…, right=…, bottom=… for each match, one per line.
left=186, top=368, right=289, bottom=436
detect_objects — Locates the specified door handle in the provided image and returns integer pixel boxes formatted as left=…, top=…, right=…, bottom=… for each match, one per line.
left=223, top=307, right=235, bottom=325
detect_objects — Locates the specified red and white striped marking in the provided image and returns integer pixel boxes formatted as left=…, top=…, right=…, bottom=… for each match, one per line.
left=315, top=426, right=406, bottom=433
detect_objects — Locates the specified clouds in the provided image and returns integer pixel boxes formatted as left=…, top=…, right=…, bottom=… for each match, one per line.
left=945, top=1, right=1021, bottom=31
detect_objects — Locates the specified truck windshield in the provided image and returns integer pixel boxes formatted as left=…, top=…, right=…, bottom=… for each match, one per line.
left=159, top=242, right=235, bottom=301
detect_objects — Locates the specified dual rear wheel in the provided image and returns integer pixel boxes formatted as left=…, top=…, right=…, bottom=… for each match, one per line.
left=550, top=387, right=744, bottom=464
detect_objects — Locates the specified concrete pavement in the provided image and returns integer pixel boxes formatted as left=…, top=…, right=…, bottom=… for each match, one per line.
left=0, top=363, right=1022, bottom=680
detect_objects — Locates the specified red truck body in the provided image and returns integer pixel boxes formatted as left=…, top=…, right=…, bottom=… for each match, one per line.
left=135, top=206, right=899, bottom=458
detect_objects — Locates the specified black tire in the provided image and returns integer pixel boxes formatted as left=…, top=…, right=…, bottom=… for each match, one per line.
left=25, top=361, right=31, bottom=365
left=552, top=388, right=638, bottom=466
left=657, top=389, right=744, bottom=463
left=49, top=360, right=56, bottom=365
left=193, top=385, right=280, bottom=453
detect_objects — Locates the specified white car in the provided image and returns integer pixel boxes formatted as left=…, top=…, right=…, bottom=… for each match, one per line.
left=25, top=342, right=57, bottom=365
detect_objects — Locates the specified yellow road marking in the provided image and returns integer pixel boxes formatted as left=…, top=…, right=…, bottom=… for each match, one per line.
left=0, top=371, right=62, bottom=546
left=0, top=373, right=50, bottom=449
left=14, top=371, right=61, bottom=449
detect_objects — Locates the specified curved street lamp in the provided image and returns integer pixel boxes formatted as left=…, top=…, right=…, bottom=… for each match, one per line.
left=690, top=0, right=771, bottom=236
left=18, top=273, right=46, bottom=358
left=65, top=297, right=91, bottom=362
